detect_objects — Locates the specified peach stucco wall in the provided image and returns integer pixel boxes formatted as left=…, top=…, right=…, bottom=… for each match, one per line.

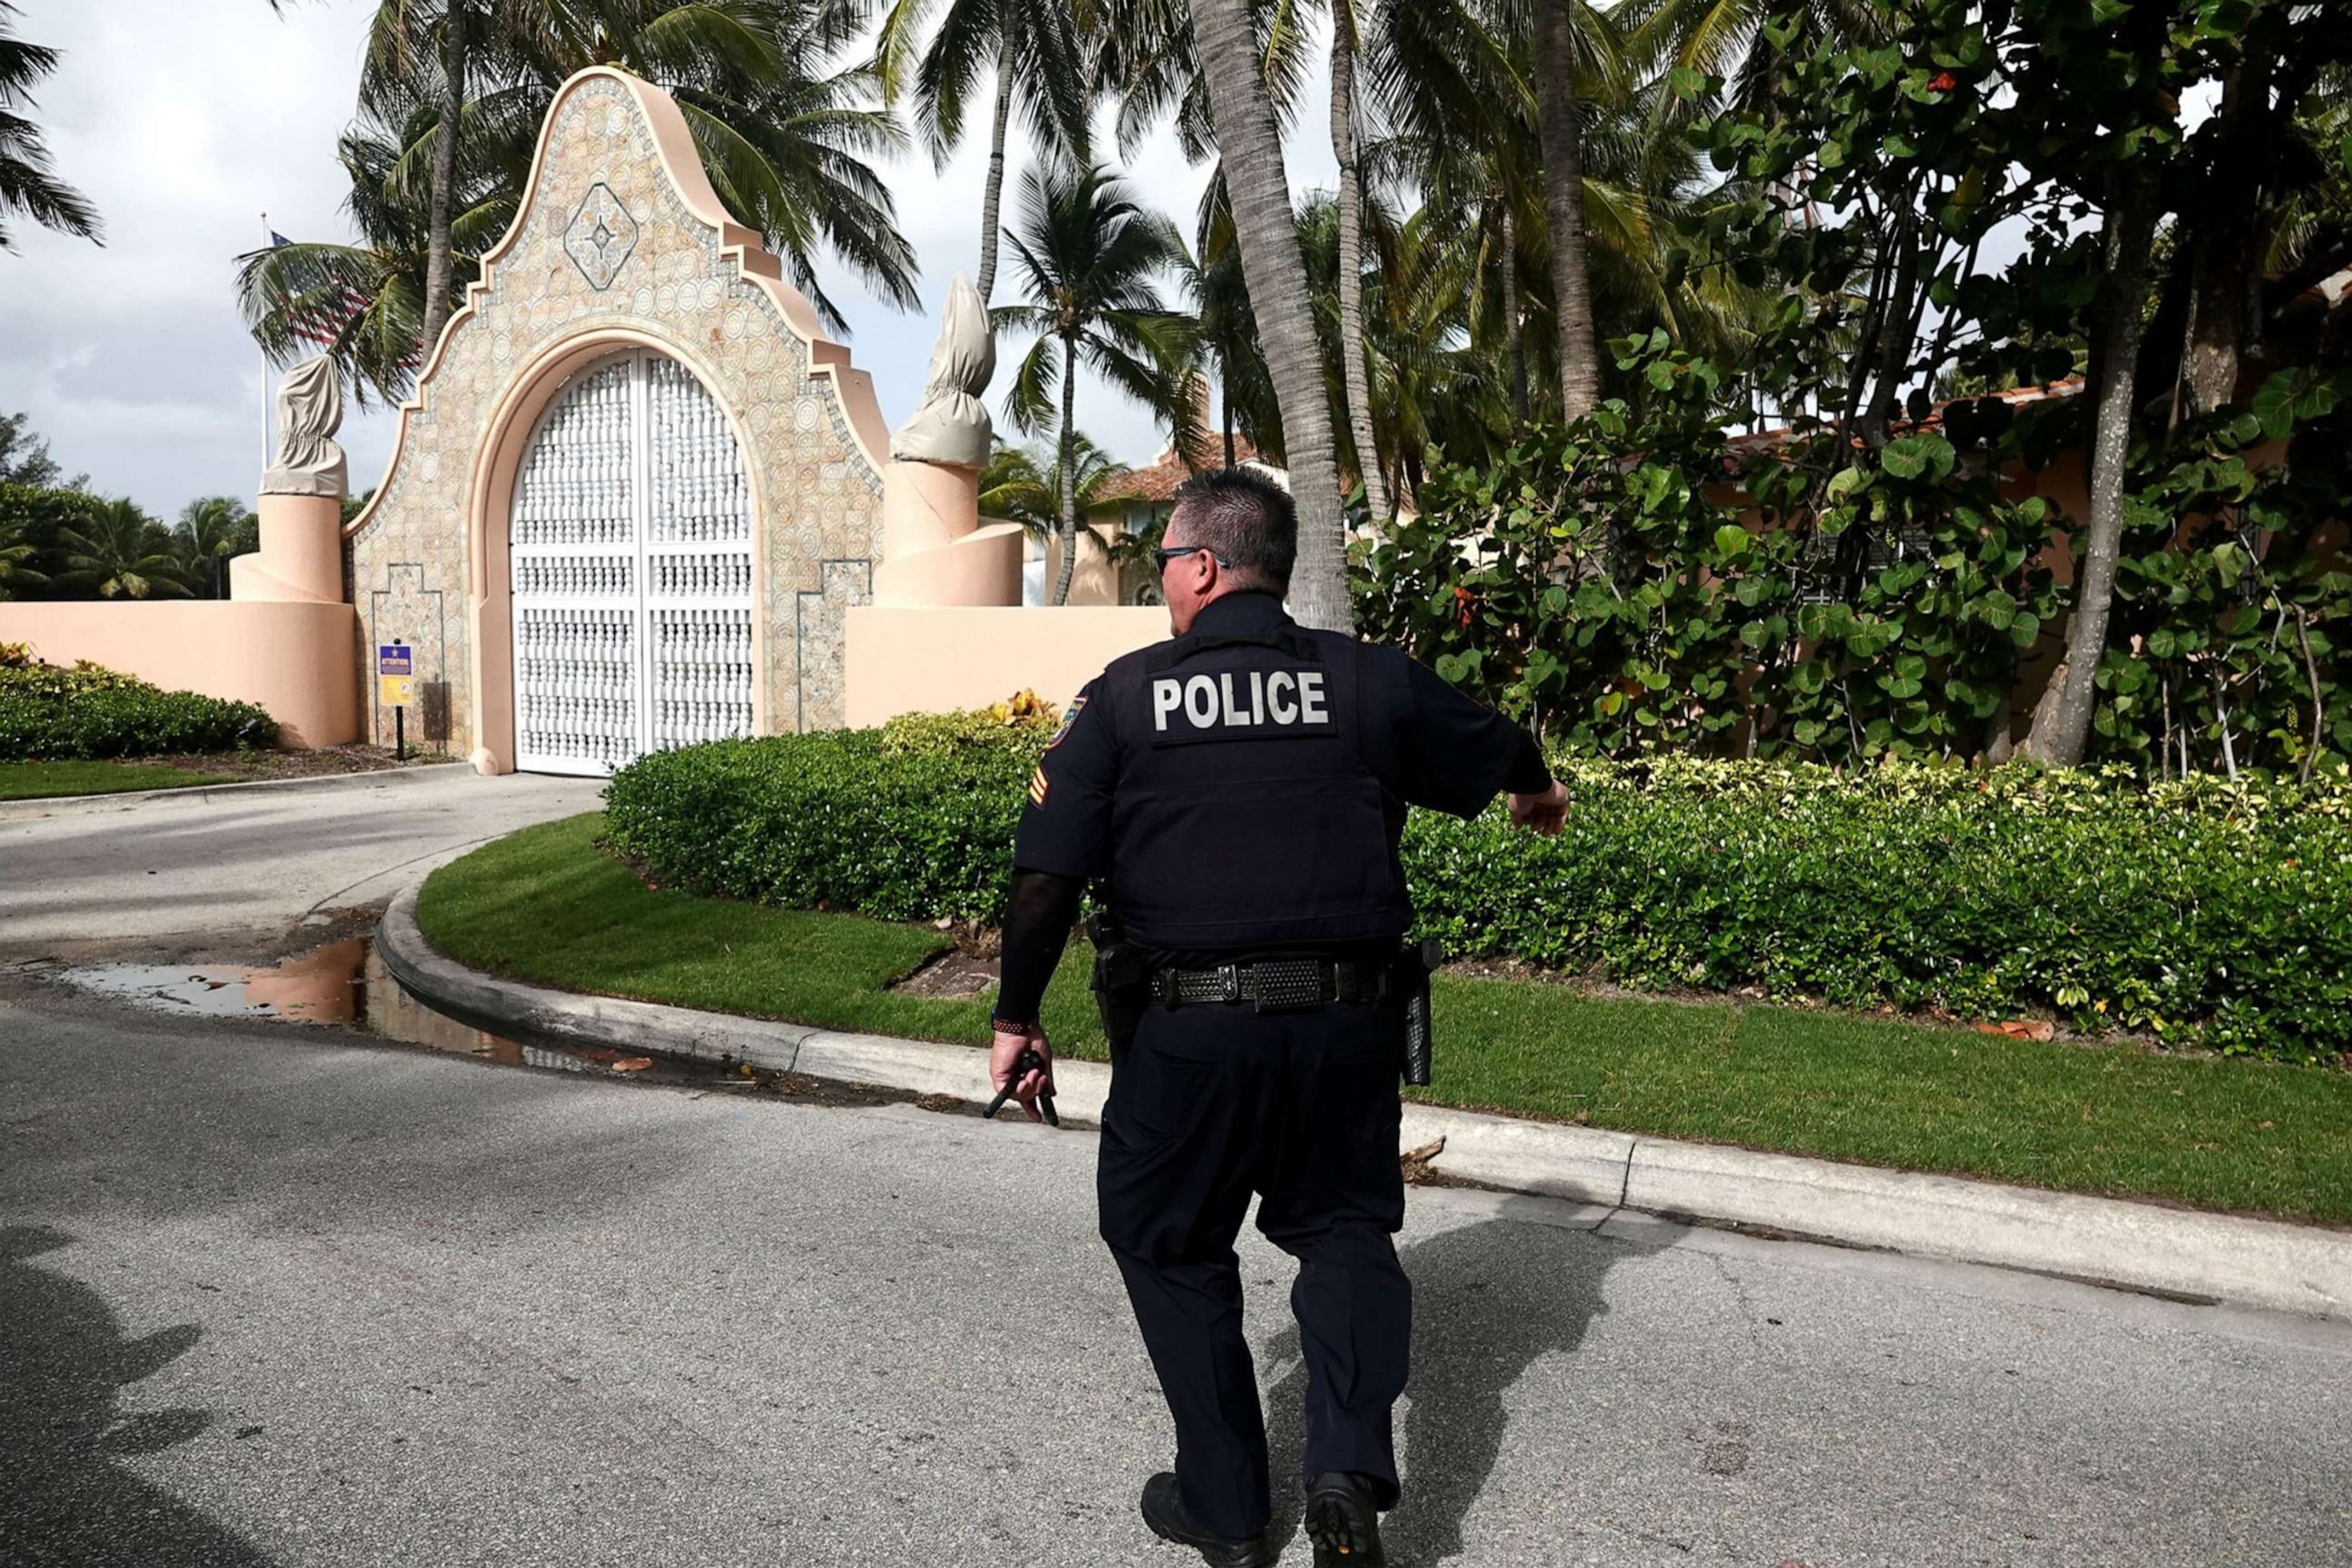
left=845, top=606, right=1167, bottom=727
left=0, top=601, right=360, bottom=747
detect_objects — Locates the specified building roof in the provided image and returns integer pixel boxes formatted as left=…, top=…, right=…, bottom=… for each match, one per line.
left=1094, top=436, right=1269, bottom=508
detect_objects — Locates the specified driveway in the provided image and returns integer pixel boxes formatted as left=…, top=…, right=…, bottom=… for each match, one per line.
left=2, top=978, right=2347, bottom=1567
left=4, top=764, right=2347, bottom=1566
left=0, top=769, right=605, bottom=960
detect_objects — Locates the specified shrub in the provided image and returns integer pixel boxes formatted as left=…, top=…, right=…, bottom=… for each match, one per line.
left=603, top=721, right=2352, bottom=1063
left=0, top=652, right=278, bottom=760
left=604, top=728, right=1045, bottom=926
left=1403, top=756, right=2352, bottom=1063
left=875, top=688, right=1060, bottom=757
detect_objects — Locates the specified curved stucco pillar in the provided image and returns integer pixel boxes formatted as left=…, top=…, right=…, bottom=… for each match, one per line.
left=874, top=460, right=1022, bottom=607
left=232, top=495, right=345, bottom=604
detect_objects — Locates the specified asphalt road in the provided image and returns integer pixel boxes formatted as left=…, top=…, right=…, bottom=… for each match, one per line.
left=4, top=975, right=2349, bottom=1568
left=0, top=769, right=606, bottom=960
left=4, top=773, right=2349, bottom=1566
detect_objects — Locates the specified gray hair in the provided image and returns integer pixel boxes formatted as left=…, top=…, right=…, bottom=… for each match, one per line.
left=1168, top=467, right=1296, bottom=593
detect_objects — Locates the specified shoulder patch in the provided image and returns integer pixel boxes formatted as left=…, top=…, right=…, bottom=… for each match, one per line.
left=1045, top=695, right=1088, bottom=750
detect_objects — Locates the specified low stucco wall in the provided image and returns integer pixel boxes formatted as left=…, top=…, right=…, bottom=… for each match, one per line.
left=0, top=600, right=361, bottom=748
left=844, top=606, right=1167, bottom=727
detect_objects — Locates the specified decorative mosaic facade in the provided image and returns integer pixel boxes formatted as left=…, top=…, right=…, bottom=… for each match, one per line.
left=345, top=68, right=887, bottom=761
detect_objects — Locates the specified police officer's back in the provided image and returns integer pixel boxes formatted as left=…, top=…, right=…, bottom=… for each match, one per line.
left=989, top=469, right=1566, bottom=1568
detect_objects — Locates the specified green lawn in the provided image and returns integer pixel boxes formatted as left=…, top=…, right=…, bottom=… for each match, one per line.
left=416, top=813, right=2352, bottom=1227
left=0, top=760, right=241, bottom=801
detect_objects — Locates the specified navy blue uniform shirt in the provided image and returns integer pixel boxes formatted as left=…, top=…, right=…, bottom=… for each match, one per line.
left=992, top=592, right=1550, bottom=1024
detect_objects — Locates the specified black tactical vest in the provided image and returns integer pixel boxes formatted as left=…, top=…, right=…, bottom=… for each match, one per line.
left=1100, top=618, right=1411, bottom=951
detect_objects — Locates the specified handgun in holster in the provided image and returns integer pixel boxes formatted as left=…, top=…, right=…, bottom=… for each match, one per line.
left=1085, top=897, right=1148, bottom=1060
left=1400, top=937, right=1442, bottom=1087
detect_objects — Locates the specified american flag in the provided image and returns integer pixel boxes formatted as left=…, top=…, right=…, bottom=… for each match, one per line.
left=263, top=227, right=368, bottom=349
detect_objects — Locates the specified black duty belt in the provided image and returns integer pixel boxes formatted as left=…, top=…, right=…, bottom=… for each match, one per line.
left=1148, top=957, right=1393, bottom=1013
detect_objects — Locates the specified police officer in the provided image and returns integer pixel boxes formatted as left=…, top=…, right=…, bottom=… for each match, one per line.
left=988, top=469, right=1567, bottom=1568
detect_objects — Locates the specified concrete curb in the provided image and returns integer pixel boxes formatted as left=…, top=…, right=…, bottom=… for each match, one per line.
left=0, top=761, right=471, bottom=822
left=379, top=887, right=2352, bottom=1323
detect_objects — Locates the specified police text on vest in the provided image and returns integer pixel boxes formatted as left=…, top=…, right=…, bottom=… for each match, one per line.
left=1152, top=669, right=1328, bottom=733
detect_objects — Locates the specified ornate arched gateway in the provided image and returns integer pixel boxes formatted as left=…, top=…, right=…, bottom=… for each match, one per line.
left=344, top=67, right=891, bottom=774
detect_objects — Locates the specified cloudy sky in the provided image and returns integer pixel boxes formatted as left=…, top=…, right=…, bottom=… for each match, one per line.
left=0, top=0, right=1337, bottom=518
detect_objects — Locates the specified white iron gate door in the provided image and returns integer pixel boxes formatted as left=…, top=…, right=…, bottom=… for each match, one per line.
left=509, top=351, right=755, bottom=776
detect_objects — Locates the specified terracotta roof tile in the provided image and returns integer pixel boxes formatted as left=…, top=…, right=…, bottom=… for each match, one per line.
left=1097, top=439, right=1267, bottom=505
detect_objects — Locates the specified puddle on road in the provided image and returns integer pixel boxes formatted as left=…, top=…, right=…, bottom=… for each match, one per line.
left=44, top=936, right=932, bottom=1109
left=59, top=939, right=586, bottom=1070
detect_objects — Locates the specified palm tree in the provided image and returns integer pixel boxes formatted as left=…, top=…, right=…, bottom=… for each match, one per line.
left=1328, top=2, right=1389, bottom=523
left=267, top=0, right=547, bottom=357
left=174, top=498, right=260, bottom=601
left=991, top=159, right=1193, bottom=606
left=0, top=1, right=100, bottom=251
left=875, top=0, right=1089, bottom=303
left=0, top=511, right=44, bottom=599
left=55, top=500, right=190, bottom=601
left=1174, top=177, right=1279, bottom=469
left=982, top=433, right=1125, bottom=522
left=248, top=0, right=916, bottom=401
left=1526, top=0, right=1628, bottom=424
left=1187, top=0, right=1354, bottom=632
left=1091, top=0, right=1320, bottom=165
left=237, top=99, right=508, bottom=407
left=1368, top=0, right=1530, bottom=424
left=1640, top=0, right=1887, bottom=116
left=356, top=0, right=486, bottom=361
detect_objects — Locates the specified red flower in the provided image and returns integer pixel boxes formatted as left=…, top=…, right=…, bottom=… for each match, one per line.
left=1928, top=70, right=1958, bottom=92
left=1453, top=586, right=1475, bottom=628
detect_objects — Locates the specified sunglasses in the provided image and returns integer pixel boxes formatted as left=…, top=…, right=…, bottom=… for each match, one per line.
left=1153, top=544, right=1229, bottom=571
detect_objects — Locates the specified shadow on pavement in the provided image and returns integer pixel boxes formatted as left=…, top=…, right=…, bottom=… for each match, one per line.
left=1259, top=1212, right=1656, bottom=1565
left=0, top=1224, right=275, bottom=1566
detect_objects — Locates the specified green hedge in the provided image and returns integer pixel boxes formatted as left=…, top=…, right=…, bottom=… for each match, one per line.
left=603, top=726, right=2352, bottom=1063
left=602, top=710, right=1051, bottom=926
left=0, top=652, right=279, bottom=760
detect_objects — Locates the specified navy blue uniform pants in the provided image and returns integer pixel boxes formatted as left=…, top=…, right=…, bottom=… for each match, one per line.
left=1096, top=998, right=1410, bottom=1542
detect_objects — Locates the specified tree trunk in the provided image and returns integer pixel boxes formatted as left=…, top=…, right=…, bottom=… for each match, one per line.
left=1223, top=390, right=1236, bottom=470
left=1855, top=204, right=1922, bottom=450
left=975, top=32, right=1018, bottom=304
left=1330, top=18, right=1389, bottom=524
left=1501, top=195, right=1527, bottom=430
left=2039, top=179, right=2161, bottom=766
left=1532, top=0, right=1601, bottom=425
left=1052, top=335, right=1080, bottom=606
left=2180, top=51, right=2275, bottom=416
left=1190, top=0, right=1354, bottom=632
left=420, top=0, right=469, bottom=361
left=1980, top=687, right=2014, bottom=766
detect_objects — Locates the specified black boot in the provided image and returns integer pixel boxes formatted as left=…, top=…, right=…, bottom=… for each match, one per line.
left=1139, top=1472, right=1275, bottom=1568
left=1303, top=1472, right=1387, bottom=1566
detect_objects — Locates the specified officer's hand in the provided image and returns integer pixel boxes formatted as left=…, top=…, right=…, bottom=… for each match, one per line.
left=989, top=1024, right=1056, bottom=1123
left=1508, top=780, right=1570, bottom=836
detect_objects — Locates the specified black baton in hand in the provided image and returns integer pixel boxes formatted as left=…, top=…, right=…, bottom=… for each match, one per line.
left=985, top=1047, right=1059, bottom=1127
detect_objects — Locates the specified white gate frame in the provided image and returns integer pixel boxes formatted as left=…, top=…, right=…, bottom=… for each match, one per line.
left=508, top=348, right=755, bottom=777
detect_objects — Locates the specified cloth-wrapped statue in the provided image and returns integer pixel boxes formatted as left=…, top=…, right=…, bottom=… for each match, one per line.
left=889, top=273, right=995, bottom=471
left=261, top=355, right=349, bottom=498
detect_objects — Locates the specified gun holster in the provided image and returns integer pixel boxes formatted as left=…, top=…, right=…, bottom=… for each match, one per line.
left=1086, top=906, right=1148, bottom=1060
left=1400, top=937, right=1442, bottom=1088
